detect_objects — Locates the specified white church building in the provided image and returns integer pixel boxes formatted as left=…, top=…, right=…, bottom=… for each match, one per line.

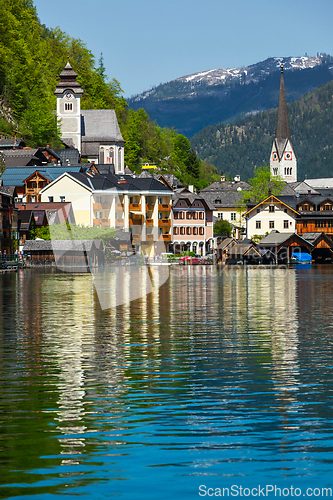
left=54, top=59, right=125, bottom=174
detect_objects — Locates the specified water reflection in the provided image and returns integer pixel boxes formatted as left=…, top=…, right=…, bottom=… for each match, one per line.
left=1, top=266, right=333, bottom=498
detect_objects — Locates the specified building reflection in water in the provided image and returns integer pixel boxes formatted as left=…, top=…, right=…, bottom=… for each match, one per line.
left=5, top=266, right=304, bottom=462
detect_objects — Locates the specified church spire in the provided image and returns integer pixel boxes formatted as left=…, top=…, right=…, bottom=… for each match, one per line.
left=269, top=60, right=297, bottom=182
left=275, top=61, right=291, bottom=140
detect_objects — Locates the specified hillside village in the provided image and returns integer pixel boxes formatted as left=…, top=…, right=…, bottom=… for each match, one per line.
left=1, top=59, right=333, bottom=267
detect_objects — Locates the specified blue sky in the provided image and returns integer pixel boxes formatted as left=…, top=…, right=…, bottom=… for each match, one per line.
left=33, top=0, right=333, bottom=98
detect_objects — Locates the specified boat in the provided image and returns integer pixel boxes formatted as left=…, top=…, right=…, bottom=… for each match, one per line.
left=290, top=252, right=312, bottom=264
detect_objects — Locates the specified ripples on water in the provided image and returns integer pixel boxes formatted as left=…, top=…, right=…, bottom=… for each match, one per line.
left=1, top=266, right=333, bottom=499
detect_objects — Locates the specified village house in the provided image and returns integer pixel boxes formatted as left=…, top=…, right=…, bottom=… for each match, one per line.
left=0, top=184, right=17, bottom=254
left=1, top=166, right=84, bottom=202
left=171, top=187, right=214, bottom=255
left=39, top=171, right=173, bottom=256
left=244, top=194, right=299, bottom=240
left=199, top=177, right=249, bottom=239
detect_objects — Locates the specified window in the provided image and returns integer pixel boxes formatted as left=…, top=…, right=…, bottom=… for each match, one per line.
left=256, top=208, right=260, bottom=213
left=186, top=227, right=191, bottom=235
left=269, top=205, right=275, bottom=213
left=48, top=196, right=54, bottom=202
left=60, top=196, right=65, bottom=203
left=230, top=213, right=236, bottom=221
left=64, top=102, right=73, bottom=111
left=199, top=212, right=204, bottom=220
left=174, top=212, right=179, bottom=219
left=269, top=221, right=274, bottom=229
left=218, top=213, right=223, bottom=219
left=284, top=220, right=289, bottom=229
left=193, top=212, right=198, bottom=219
left=186, top=212, right=192, bottom=219
left=193, top=227, right=198, bottom=235
left=179, top=211, right=185, bottom=219
left=173, top=227, right=179, bottom=235
left=199, top=227, right=204, bottom=235
left=180, top=227, right=185, bottom=235
left=303, top=222, right=307, bottom=228
left=256, top=221, right=261, bottom=229
left=284, top=208, right=287, bottom=213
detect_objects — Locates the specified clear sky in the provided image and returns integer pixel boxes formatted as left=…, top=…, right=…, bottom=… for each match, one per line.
left=33, top=0, right=333, bottom=98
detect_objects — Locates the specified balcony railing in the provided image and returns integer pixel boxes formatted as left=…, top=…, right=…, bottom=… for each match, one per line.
left=146, top=203, right=154, bottom=211
left=132, top=234, right=141, bottom=241
left=93, top=202, right=111, bottom=210
left=129, top=203, right=141, bottom=211
left=115, top=202, right=124, bottom=210
left=93, top=218, right=110, bottom=227
left=158, top=203, right=171, bottom=211
left=158, top=219, right=171, bottom=227
left=158, top=234, right=171, bottom=241
left=115, top=218, right=124, bottom=226
left=129, top=219, right=142, bottom=226
left=146, top=234, right=154, bottom=241
left=146, top=218, right=154, bottom=225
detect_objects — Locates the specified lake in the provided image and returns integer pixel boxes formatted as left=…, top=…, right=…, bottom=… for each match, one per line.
left=1, top=265, right=333, bottom=499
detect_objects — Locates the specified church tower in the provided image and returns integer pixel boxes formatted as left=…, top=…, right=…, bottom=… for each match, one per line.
left=270, top=62, right=297, bottom=183
left=54, top=58, right=84, bottom=152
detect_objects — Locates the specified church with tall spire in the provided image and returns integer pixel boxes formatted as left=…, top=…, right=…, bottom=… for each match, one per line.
left=270, top=62, right=297, bottom=183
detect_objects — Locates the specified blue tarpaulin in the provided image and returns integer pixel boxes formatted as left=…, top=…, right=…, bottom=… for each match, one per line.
left=291, top=252, right=312, bottom=263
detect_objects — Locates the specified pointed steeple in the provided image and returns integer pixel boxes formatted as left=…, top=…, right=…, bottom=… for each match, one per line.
left=270, top=60, right=297, bottom=182
left=275, top=62, right=291, bottom=140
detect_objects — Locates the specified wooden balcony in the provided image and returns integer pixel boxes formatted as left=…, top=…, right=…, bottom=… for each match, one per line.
left=146, top=203, right=154, bottom=211
left=159, top=234, right=171, bottom=241
left=129, top=219, right=142, bottom=226
left=146, top=234, right=154, bottom=241
left=115, top=218, right=124, bottom=226
left=129, top=203, right=141, bottom=211
left=26, top=188, right=39, bottom=194
left=132, top=234, right=141, bottom=241
left=115, top=202, right=124, bottom=210
left=158, top=203, right=171, bottom=211
left=93, top=218, right=110, bottom=227
left=93, top=202, right=111, bottom=210
left=158, top=219, right=171, bottom=227
left=146, top=218, right=154, bottom=225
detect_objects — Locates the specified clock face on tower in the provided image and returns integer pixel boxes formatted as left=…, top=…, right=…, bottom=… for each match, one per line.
left=65, top=92, right=73, bottom=100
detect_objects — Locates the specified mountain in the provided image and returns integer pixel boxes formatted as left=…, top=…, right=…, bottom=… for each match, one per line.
left=190, top=80, right=333, bottom=182
left=127, top=55, right=333, bottom=137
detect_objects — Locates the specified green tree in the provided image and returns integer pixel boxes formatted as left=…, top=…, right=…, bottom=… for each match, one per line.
left=240, top=166, right=284, bottom=204
left=213, top=219, right=232, bottom=237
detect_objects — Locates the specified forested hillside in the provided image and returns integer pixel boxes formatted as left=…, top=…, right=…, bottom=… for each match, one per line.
left=191, top=80, right=333, bottom=181
left=0, top=0, right=218, bottom=188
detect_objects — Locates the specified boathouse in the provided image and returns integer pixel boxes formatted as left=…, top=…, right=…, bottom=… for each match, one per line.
left=23, top=239, right=104, bottom=269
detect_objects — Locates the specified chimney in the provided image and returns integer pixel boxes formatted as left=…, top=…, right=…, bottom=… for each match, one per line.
left=220, top=175, right=226, bottom=182
left=188, top=185, right=194, bottom=193
left=234, top=175, right=240, bottom=182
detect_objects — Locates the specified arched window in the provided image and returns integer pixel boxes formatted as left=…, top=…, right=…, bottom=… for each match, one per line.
left=64, top=102, right=73, bottom=111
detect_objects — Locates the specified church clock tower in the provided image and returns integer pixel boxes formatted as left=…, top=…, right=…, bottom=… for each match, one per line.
left=54, top=58, right=84, bottom=152
left=270, top=62, right=297, bottom=183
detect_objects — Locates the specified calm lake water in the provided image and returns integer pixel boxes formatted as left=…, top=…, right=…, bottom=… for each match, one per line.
left=1, top=265, right=333, bottom=499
